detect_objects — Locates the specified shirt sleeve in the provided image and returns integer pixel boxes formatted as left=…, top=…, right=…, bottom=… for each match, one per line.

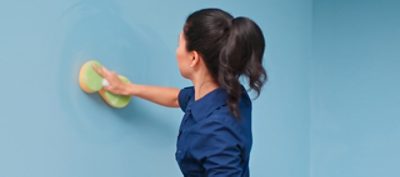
left=190, top=118, right=243, bottom=177
left=178, top=86, right=194, bottom=112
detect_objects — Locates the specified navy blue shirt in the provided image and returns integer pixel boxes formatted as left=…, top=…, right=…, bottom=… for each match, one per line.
left=176, top=86, right=252, bottom=177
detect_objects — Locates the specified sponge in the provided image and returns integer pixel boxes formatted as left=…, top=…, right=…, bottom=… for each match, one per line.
left=79, top=60, right=104, bottom=93
left=79, top=60, right=131, bottom=108
left=98, top=75, right=131, bottom=108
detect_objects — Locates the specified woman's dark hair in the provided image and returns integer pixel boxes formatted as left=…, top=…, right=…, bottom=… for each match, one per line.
left=183, top=8, right=267, bottom=118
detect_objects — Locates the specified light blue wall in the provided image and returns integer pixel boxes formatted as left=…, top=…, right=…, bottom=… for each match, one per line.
left=0, top=0, right=311, bottom=177
left=311, top=0, right=400, bottom=177
left=3, top=0, right=398, bottom=177
left=256, top=1, right=311, bottom=177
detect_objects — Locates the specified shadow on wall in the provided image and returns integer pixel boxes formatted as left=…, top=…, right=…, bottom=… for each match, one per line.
left=55, top=0, right=176, bottom=145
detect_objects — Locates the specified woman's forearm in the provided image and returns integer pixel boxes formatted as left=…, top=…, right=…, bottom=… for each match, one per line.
left=128, top=83, right=180, bottom=108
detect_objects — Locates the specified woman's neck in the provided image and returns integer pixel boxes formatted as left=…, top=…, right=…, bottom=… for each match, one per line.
left=192, top=74, right=219, bottom=101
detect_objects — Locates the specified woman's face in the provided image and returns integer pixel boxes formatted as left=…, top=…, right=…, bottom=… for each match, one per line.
left=176, top=32, right=192, bottom=79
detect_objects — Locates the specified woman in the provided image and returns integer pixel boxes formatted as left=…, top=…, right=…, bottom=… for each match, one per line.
left=94, top=8, right=267, bottom=177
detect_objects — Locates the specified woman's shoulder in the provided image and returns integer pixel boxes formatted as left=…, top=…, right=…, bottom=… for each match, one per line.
left=178, top=86, right=195, bottom=112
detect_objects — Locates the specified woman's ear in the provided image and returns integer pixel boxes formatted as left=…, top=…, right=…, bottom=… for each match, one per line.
left=189, top=51, right=200, bottom=67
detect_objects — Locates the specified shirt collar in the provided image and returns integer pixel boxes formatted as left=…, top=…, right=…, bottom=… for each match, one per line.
left=187, top=87, right=228, bottom=121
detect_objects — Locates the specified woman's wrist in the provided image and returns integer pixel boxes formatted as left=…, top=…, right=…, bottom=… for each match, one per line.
left=127, top=83, right=140, bottom=96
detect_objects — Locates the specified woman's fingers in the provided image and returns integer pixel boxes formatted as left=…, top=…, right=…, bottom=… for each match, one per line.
left=92, top=64, right=114, bottom=80
left=91, top=63, right=128, bottom=95
left=102, top=66, right=112, bottom=77
left=92, top=63, right=105, bottom=77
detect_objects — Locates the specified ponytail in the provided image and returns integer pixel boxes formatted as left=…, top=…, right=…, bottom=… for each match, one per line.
left=218, top=17, right=267, bottom=118
left=184, top=9, right=267, bottom=118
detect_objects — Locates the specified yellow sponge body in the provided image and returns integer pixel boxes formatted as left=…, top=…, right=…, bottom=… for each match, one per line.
left=79, top=60, right=131, bottom=108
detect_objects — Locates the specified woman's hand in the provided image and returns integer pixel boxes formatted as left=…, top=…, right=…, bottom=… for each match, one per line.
left=92, top=63, right=180, bottom=107
left=92, top=64, right=132, bottom=96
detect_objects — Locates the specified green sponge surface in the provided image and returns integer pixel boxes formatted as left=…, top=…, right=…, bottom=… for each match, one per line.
left=80, top=60, right=131, bottom=108
left=81, top=60, right=104, bottom=92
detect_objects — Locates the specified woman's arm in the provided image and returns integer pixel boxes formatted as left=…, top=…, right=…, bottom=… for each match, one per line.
left=92, top=64, right=180, bottom=108
left=129, top=83, right=180, bottom=107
